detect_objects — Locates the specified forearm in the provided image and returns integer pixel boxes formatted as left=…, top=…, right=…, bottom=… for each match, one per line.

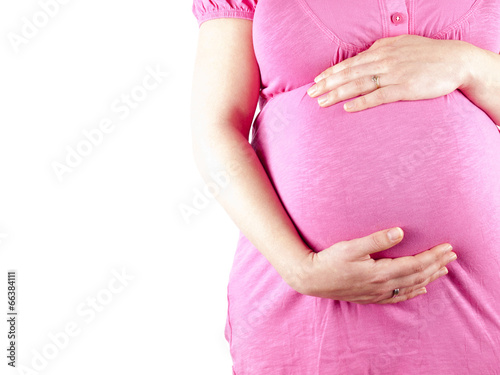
left=192, top=124, right=312, bottom=288
left=459, top=43, right=500, bottom=126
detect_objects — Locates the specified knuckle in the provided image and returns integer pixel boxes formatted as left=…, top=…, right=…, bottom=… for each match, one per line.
left=382, top=54, right=396, bottom=66
left=413, top=274, right=427, bottom=286
left=373, top=293, right=387, bottom=303
left=428, top=271, right=440, bottom=283
left=373, top=271, right=390, bottom=284
left=323, top=67, right=333, bottom=77
left=368, top=289, right=382, bottom=299
left=374, top=61, right=387, bottom=72
left=412, top=260, right=426, bottom=274
left=324, top=74, right=335, bottom=86
left=341, top=66, right=353, bottom=79
left=327, top=89, right=338, bottom=101
left=418, top=279, right=431, bottom=289
left=405, top=286, right=417, bottom=295
left=354, top=77, right=365, bottom=89
left=375, top=88, right=388, bottom=101
left=434, top=248, right=444, bottom=262
left=358, top=95, right=368, bottom=107
left=374, top=51, right=388, bottom=63
left=316, top=79, right=326, bottom=91
left=322, top=92, right=332, bottom=103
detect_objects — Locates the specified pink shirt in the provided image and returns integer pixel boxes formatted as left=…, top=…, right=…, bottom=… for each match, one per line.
left=193, top=1, right=500, bottom=374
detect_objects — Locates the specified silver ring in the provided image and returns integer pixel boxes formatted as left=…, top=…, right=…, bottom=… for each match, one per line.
left=372, top=75, right=381, bottom=89
left=392, top=288, right=399, bottom=298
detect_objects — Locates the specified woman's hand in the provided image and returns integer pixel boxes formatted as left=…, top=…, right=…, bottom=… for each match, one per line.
left=306, top=34, right=473, bottom=112
left=292, top=227, right=457, bottom=304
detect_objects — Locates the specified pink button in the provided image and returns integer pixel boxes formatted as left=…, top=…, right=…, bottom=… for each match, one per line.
left=391, top=12, right=405, bottom=25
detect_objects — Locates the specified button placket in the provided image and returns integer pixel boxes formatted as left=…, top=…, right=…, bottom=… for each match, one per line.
left=391, top=12, right=405, bottom=25
left=384, top=0, right=409, bottom=36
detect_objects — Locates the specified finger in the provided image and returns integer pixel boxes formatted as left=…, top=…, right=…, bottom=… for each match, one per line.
left=309, top=61, right=383, bottom=98
left=343, top=84, right=408, bottom=112
left=388, top=263, right=450, bottom=297
left=312, top=35, right=404, bottom=83
left=358, top=263, right=449, bottom=305
left=316, top=74, right=387, bottom=108
left=387, top=251, right=457, bottom=292
left=369, top=35, right=404, bottom=49
left=373, top=244, right=455, bottom=285
left=347, top=227, right=404, bottom=260
left=376, top=286, right=428, bottom=304
left=313, top=50, right=376, bottom=83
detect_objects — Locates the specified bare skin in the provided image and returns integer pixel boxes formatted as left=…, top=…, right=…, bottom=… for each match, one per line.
left=190, top=18, right=457, bottom=305
left=307, top=34, right=500, bottom=126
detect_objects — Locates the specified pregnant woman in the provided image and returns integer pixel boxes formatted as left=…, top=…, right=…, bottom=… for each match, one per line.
left=191, top=0, right=500, bottom=373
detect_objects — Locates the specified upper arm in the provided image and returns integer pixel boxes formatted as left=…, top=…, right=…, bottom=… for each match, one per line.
left=190, top=17, right=261, bottom=141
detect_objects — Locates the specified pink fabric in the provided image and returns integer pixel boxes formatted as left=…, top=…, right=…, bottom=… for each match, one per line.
left=192, top=0, right=500, bottom=373
left=192, top=0, right=257, bottom=26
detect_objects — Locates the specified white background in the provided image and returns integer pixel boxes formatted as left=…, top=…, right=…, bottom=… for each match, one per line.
left=1, top=1, right=239, bottom=373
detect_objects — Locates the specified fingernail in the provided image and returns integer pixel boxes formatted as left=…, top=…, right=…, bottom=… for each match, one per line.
left=307, top=86, right=317, bottom=96
left=387, top=227, right=402, bottom=242
left=442, top=244, right=453, bottom=254
left=318, top=96, right=328, bottom=106
left=439, top=266, right=448, bottom=276
left=417, top=287, right=427, bottom=295
left=344, top=102, right=355, bottom=111
left=449, top=252, right=457, bottom=262
left=314, top=75, right=323, bottom=83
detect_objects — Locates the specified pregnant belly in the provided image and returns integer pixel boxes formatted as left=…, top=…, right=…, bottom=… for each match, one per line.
left=251, top=83, right=500, bottom=259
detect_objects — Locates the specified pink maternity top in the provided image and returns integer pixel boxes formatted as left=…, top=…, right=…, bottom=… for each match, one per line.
left=193, top=1, right=500, bottom=374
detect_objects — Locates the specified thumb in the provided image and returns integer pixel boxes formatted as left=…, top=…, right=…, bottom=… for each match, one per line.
left=348, top=227, right=404, bottom=259
left=369, top=35, right=402, bottom=49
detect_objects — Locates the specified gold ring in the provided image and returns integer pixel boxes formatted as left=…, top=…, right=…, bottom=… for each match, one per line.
left=372, top=75, right=381, bottom=89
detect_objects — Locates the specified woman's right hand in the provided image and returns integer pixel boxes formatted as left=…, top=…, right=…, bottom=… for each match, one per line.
left=292, top=227, right=457, bottom=304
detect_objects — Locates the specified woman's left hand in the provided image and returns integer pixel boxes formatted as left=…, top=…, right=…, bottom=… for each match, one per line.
left=307, top=34, right=474, bottom=112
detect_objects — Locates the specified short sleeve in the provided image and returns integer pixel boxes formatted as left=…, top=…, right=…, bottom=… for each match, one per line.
left=192, top=0, right=258, bottom=28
